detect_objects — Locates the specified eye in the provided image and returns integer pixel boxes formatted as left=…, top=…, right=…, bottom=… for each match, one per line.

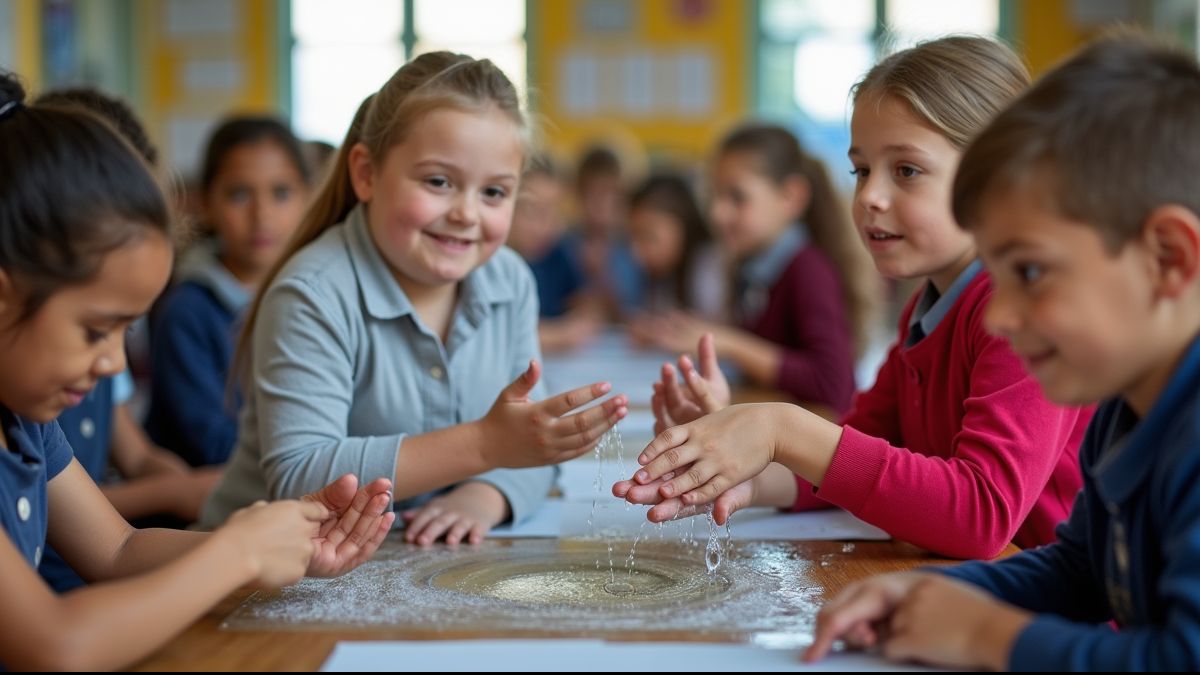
left=483, top=186, right=509, bottom=201
left=272, top=185, right=294, bottom=202
left=426, top=176, right=450, bottom=190
left=1016, top=263, right=1045, bottom=285
left=895, top=165, right=920, bottom=179
left=85, top=328, right=109, bottom=345
left=849, top=167, right=868, bottom=179
left=226, top=187, right=251, bottom=204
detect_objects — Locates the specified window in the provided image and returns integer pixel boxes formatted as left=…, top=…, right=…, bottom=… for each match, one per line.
left=290, top=0, right=525, bottom=145
left=756, top=0, right=1001, bottom=189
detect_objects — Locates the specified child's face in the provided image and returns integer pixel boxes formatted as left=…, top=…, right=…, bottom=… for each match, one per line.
left=354, top=107, right=522, bottom=289
left=975, top=185, right=1161, bottom=407
left=578, top=174, right=625, bottom=234
left=849, top=95, right=976, bottom=284
left=629, top=206, right=685, bottom=277
left=710, top=151, right=800, bottom=260
left=0, top=232, right=172, bottom=422
left=509, top=174, right=566, bottom=260
left=205, top=139, right=309, bottom=282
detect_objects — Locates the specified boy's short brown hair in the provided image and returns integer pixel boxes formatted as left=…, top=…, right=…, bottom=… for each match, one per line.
left=953, top=32, right=1200, bottom=252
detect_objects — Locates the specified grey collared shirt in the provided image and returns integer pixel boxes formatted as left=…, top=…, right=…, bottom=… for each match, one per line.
left=175, top=239, right=252, bottom=315
left=906, top=259, right=984, bottom=347
left=199, top=204, right=555, bottom=528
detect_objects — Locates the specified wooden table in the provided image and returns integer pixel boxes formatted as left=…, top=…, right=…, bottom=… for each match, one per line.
left=131, top=538, right=1015, bottom=671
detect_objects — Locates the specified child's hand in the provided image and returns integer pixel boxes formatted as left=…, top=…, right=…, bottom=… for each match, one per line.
left=301, top=474, right=396, bottom=577
left=651, top=333, right=730, bottom=434
left=804, top=572, right=930, bottom=662
left=830, top=575, right=1029, bottom=670
left=614, top=471, right=754, bottom=525
left=221, top=499, right=329, bottom=589
left=401, top=482, right=508, bottom=546
left=630, top=402, right=784, bottom=508
left=479, top=359, right=628, bottom=468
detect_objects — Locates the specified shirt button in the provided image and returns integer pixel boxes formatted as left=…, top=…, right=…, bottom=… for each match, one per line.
left=80, top=417, right=95, bottom=439
left=430, top=366, right=444, bottom=380
left=17, top=496, right=31, bottom=522
left=34, top=546, right=42, bottom=567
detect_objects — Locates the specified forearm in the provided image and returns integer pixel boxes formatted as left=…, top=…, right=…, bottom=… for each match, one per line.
left=771, top=404, right=843, bottom=487
left=101, top=527, right=211, bottom=579
left=750, top=462, right=800, bottom=508
left=718, top=327, right=783, bottom=386
left=393, top=421, right=493, bottom=499
left=20, top=534, right=251, bottom=671
left=100, top=477, right=187, bottom=521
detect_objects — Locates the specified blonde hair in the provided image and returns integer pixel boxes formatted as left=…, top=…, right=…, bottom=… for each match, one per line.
left=236, top=52, right=528, bottom=381
left=852, top=35, right=1030, bottom=150
left=718, top=124, right=878, bottom=355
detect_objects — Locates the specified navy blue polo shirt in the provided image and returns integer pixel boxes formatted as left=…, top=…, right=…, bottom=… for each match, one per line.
left=0, top=410, right=73, bottom=570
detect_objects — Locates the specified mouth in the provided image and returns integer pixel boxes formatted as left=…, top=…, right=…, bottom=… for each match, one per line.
left=864, top=227, right=903, bottom=242
left=1020, top=348, right=1057, bottom=371
left=62, top=386, right=93, bottom=406
left=424, top=231, right=477, bottom=251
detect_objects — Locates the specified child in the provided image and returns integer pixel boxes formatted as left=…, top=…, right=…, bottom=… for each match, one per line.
left=32, top=87, right=223, bottom=591
left=508, top=155, right=602, bottom=353
left=200, top=52, right=627, bottom=546
left=146, top=116, right=311, bottom=467
left=625, top=173, right=727, bottom=322
left=568, top=145, right=644, bottom=319
left=807, top=34, right=1200, bottom=671
left=0, top=72, right=392, bottom=671
left=619, top=37, right=1090, bottom=559
left=633, top=125, right=874, bottom=416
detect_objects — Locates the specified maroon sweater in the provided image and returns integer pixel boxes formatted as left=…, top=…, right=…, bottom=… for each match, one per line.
left=743, top=246, right=856, bottom=415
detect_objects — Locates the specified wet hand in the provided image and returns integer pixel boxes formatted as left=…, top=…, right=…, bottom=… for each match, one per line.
left=481, top=359, right=627, bottom=468
left=630, top=403, right=784, bottom=509
left=614, top=472, right=754, bottom=525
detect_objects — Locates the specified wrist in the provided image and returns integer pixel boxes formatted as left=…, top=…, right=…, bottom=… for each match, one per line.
left=973, top=604, right=1031, bottom=671
left=209, top=526, right=260, bottom=587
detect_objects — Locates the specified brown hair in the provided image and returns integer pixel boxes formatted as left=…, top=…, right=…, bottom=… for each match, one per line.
left=954, top=32, right=1200, bottom=252
left=852, top=36, right=1030, bottom=150
left=718, top=124, right=877, bottom=353
left=236, top=52, right=528, bottom=381
left=629, top=173, right=712, bottom=310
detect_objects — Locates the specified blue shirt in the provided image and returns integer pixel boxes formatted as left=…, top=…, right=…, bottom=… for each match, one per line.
left=905, top=259, right=983, bottom=346
left=942, top=332, right=1200, bottom=670
left=199, top=204, right=555, bottom=529
left=526, top=239, right=585, bottom=318
left=0, top=411, right=73, bottom=572
left=146, top=242, right=250, bottom=467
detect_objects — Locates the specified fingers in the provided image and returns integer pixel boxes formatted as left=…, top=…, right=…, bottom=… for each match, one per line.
left=650, top=384, right=673, bottom=436
left=303, top=473, right=358, bottom=511
left=697, top=332, right=720, bottom=379
left=298, top=499, right=331, bottom=522
left=712, top=487, right=750, bottom=525
left=659, top=363, right=689, bottom=417
left=679, top=355, right=722, bottom=414
left=403, top=506, right=444, bottom=544
left=647, top=497, right=696, bottom=523
left=503, top=359, right=542, bottom=401
left=805, top=583, right=895, bottom=662
left=552, top=395, right=627, bottom=450
left=542, top=381, right=613, bottom=417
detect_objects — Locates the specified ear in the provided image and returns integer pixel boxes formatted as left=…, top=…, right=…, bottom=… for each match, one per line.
left=782, top=174, right=812, bottom=220
left=0, top=268, right=19, bottom=326
left=347, top=143, right=376, bottom=203
left=1142, top=204, right=1200, bottom=299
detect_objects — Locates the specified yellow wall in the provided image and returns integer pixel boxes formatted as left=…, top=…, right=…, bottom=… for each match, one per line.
left=10, top=0, right=43, bottom=90
left=530, top=0, right=751, bottom=166
left=134, top=0, right=281, bottom=172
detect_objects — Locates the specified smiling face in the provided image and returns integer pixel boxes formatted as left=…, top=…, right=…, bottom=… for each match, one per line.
left=0, top=231, right=172, bottom=423
left=974, top=181, right=1186, bottom=411
left=350, top=106, right=524, bottom=292
left=849, top=94, right=976, bottom=290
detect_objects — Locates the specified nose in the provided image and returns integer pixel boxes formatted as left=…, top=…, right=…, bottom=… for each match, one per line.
left=855, top=172, right=890, bottom=214
left=93, top=337, right=128, bottom=379
left=449, top=192, right=480, bottom=228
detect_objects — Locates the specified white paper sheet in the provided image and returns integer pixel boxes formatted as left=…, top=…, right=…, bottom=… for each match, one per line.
left=321, top=639, right=939, bottom=672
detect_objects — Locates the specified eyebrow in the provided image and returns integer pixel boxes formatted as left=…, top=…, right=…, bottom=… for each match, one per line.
left=84, top=311, right=141, bottom=324
left=847, top=143, right=931, bottom=158
left=414, top=159, right=518, bottom=182
left=986, top=238, right=1042, bottom=260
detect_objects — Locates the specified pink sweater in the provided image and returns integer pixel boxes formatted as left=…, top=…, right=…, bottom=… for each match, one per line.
left=792, top=273, right=1090, bottom=558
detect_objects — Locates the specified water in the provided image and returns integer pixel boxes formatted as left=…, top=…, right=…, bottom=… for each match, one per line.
left=224, top=538, right=820, bottom=643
